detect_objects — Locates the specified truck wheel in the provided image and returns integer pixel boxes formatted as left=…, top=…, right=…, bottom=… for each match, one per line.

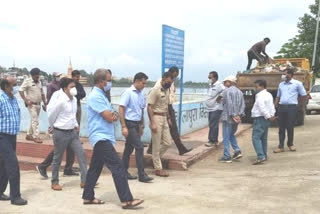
left=296, top=111, right=305, bottom=126
left=306, top=110, right=311, bottom=115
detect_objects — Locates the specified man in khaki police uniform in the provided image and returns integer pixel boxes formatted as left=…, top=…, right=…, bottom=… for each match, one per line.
left=19, top=68, right=47, bottom=144
left=147, top=71, right=174, bottom=177
left=147, top=66, right=192, bottom=155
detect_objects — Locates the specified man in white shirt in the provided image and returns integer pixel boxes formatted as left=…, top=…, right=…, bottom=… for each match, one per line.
left=205, top=71, right=225, bottom=147
left=251, top=80, right=276, bottom=165
left=48, top=78, right=87, bottom=191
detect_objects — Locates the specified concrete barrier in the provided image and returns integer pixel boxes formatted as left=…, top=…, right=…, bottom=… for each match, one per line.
left=18, top=94, right=209, bottom=143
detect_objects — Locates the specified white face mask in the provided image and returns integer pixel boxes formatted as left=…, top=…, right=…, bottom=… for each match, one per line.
left=70, top=87, right=77, bottom=96
left=55, top=77, right=60, bottom=82
left=281, top=74, right=286, bottom=81
left=208, top=79, right=212, bottom=85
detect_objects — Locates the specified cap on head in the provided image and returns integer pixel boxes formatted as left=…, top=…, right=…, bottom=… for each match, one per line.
left=223, top=75, right=237, bottom=83
left=53, top=72, right=62, bottom=77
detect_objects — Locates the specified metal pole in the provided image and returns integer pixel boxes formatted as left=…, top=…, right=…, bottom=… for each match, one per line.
left=312, top=0, right=320, bottom=67
left=178, top=68, right=183, bottom=135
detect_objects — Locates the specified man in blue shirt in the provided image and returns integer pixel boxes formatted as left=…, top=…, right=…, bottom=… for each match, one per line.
left=120, top=72, right=153, bottom=183
left=274, top=68, right=307, bottom=153
left=0, top=77, right=27, bottom=206
left=82, top=69, right=143, bottom=209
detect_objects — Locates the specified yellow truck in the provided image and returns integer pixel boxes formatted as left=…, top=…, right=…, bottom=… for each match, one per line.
left=237, top=58, right=311, bottom=125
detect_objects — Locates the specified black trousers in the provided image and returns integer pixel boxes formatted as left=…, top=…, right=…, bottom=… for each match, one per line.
left=208, top=110, right=222, bottom=142
left=39, top=145, right=75, bottom=172
left=148, top=105, right=189, bottom=154
left=278, top=105, right=297, bottom=148
left=168, top=104, right=189, bottom=153
left=247, top=50, right=264, bottom=70
left=82, top=140, right=133, bottom=202
left=122, top=120, right=145, bottom=178
left=0, top=134, right=21, bottom=201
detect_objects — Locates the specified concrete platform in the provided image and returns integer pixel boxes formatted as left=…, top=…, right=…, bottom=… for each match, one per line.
left=16, top=123, right=251, bottom=171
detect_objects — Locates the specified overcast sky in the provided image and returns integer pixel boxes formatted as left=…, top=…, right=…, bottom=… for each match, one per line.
left=0, top=0, right=314, bottom=81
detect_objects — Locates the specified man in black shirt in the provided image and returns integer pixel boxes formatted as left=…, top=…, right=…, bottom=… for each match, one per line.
left=72, top=70, right=86, bottom=127
left=246, top=38, right=271, bottom=70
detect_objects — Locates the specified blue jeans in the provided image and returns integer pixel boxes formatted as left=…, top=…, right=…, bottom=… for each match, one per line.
left=252, top=117, right=270, bottom=160
left=222, top=121, right=241, bottom=158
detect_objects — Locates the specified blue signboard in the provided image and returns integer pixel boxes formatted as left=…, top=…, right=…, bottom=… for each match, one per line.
left=162, top=25, right=185, bottom=72
left=161, top=25, right=185, bottom=134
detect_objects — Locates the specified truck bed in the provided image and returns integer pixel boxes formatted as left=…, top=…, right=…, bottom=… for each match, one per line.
left=237, top=72, right=310, bottom=91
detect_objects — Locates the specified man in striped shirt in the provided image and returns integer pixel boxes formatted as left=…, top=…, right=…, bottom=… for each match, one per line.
left=219, top=76, right=245, bottom=163
left=0, top=77, right=28, bottom=205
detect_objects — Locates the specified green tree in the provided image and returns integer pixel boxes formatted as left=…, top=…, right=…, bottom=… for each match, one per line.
left=276, top=0, right=320, bottom=77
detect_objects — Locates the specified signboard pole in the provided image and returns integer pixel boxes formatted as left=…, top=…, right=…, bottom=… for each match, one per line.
left=178, top=68, right=184, bottom=135
left=161, top=24, right=185, bottom=135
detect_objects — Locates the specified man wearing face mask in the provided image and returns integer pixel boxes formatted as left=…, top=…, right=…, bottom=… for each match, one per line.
left=274, top=68, right=307, bottom=153
left=120, top=72, right=153, bottom=183
left=219, top=76, right=245, bottom=163
left=147, top=72, right=174, bottom=177
left=205, top=71, right=225, bottom=147
left=82, top=69, right=143, bottom=209
left=147, top=66, right=192, bottom=156
left=48, top=77, right=87, bottom=191
left=104, top=69, right=112, bottom=102
left=36, top=72, right=79, bottom=179
left=0, top=77, right=28, bottom=206
left=19, top=68, right=47, bottom=144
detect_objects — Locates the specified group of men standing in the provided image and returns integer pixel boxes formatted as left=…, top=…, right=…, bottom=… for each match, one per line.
left=205, top=67, right=307, bottom=164
left=0, top=65, right=192, bottom=209
left=0, top=60, right=307, bottom=208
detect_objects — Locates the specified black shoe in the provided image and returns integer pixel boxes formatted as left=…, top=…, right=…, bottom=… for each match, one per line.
left=205, top=141, right=218, bottom=147
left=252, top=158, right=266, bottom=165
left=63, top=170, right=79, bottom=176
left=127, top=173, right=138, bottom=180
left=139, top=175, right=154, bottom=183
left=0, top=193, right=10, bottom=201
left=36, top=165, right=48, bottom=179
left=218, top=157, right=232, bottom=163
left=11, top=197, right=28, bottom=206
left=72, top=167, right=80, bottom=172
left=232, top=151, right=242, bottom=160
left=179, top=148, right=193, bottom=156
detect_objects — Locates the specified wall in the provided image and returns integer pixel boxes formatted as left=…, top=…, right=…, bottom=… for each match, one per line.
left=19, top=97, right=208, bottom=143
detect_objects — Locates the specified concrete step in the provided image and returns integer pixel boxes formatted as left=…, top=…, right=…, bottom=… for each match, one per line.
left=15, top=124, right=252, bottom=171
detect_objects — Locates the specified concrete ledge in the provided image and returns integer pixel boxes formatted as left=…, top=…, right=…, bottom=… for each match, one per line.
left=16, top=123, right=252, bottom=171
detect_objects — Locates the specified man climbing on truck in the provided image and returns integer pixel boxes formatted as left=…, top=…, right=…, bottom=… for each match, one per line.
left=246, top=38, right=271, bottom=70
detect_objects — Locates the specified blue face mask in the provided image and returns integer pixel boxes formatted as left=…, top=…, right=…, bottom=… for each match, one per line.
left=13, top=86, right=19, bottom=95
left=104, top=82, right=112, bottom=92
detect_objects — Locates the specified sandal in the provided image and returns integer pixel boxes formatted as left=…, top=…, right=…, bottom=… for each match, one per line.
left=121, top=199, right=144, bottom=209
left=83, top=198, right=105, bottom=205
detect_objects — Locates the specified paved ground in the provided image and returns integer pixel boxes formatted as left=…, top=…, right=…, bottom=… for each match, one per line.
left=2, top=115, right=320, bottom=214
